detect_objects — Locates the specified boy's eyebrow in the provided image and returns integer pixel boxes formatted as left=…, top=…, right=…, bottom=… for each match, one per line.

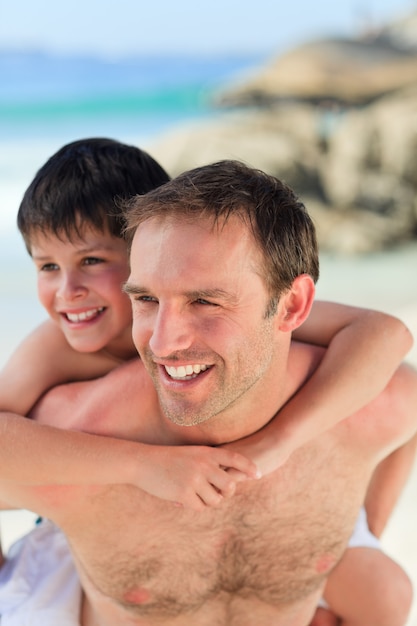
left=31, top=253, right=53, bottom=261
left=79, top=244, right=117, bottom=253
left=32, top=244, right=119, bottom=260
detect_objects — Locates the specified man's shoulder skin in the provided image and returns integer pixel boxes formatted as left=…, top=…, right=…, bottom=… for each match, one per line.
left=34, top=357, right=161, bottom=441
left=33, top=340, right=321, bottom=442
left=33, top=339, right=417, bottom=454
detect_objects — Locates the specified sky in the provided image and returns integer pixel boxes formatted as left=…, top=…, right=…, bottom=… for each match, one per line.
left=0, top=0, right=416, bottom=58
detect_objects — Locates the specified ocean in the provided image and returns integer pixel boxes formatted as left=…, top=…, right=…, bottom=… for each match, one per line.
left=1, top=49, right=417, bottom=368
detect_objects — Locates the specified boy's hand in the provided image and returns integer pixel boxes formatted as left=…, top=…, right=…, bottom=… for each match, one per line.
left=136, top=446, right=259, bottom=510
left=221, top=430, right=293, bottom=478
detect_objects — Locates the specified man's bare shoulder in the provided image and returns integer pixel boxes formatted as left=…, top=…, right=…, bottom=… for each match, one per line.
left=31, top=358, right=161, bottom=439
left=288, top=340, right=417, bottom=459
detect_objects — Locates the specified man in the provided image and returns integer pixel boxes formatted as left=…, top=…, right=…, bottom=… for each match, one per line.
left=1, top=160, right=416, bottom=625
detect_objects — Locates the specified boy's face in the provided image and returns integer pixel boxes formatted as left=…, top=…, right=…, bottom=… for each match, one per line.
left=30, top=225, right=134, bottom=358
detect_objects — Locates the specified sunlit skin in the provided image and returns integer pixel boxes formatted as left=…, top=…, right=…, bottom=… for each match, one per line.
left=31, top=226, right=135, bottom=360
left=125, top=215, right=293, bottom=439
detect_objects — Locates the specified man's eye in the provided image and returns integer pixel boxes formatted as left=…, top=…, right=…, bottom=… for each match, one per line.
left=83, top=257, right=103, bottom=266
left=195, top=298, right=216, bottom=306
left=130, top=293, right=158, bottom=304
left=136, top=295, right=157, bottom=303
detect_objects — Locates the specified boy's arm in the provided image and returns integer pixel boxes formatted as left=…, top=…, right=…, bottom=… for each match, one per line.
left=0, top=412, right=257, bottom=511
left=0, top=319, right=123, bottom=416
left=224, top=301, right=413, bottom=475
left=364, top=432, right=417, bottom=537
left=0, top=328, right=257, bottom=510
left=0, top=319, right=124, bottom=510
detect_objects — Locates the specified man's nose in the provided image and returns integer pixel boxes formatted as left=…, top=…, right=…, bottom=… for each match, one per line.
left=56, top=270, right=88, bottom=301
left=149, top=305, right=193, bottom=357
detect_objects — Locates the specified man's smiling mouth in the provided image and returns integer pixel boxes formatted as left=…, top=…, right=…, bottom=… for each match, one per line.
left=164, top=364, right=210, bottom=380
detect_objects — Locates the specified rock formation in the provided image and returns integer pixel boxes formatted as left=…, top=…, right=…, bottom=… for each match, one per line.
left=148, top=9, right=417, bottom=253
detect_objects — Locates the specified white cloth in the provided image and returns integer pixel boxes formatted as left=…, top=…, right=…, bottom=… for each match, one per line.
left=347, top=506, right=381, bottom=550
left=0, top=519, right=81, bottom=625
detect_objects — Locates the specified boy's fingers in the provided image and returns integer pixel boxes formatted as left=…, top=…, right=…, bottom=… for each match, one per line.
left=210, top=470, right=237, bottom=498
left=218, top=450, right=260, bottom=478
left=198, top=485, right=224, bottom=507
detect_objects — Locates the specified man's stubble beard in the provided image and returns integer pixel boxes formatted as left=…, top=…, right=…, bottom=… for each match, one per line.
left=146, top=319, right=277, bottom=428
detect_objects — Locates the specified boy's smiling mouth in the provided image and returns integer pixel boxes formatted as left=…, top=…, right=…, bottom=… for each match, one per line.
left=64, top=307, right=105, bottom=323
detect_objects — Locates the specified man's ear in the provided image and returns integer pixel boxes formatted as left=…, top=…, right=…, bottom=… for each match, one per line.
left=277, top=274, right=315, bottom=332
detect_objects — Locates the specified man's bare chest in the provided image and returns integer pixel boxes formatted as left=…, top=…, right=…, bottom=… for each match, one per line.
left=68, top=442, right=371, bottom=621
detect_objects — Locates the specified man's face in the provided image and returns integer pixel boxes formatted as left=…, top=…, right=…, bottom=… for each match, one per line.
left=126, top=215, right=282, bottom=428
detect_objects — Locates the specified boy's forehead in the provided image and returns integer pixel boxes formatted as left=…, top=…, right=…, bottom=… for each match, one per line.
left=29, top=223, right=126, bottom=253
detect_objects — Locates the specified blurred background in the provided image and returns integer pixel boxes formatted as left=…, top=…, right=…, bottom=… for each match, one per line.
left=1, top=0, right=417, bottom=356
left=1, top=0, right=417, bottom=623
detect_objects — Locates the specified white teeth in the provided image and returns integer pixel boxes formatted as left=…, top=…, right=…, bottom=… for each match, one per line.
left=165, top=364, right=209, bottom=380
left=66, top=307, right=104, bottom=323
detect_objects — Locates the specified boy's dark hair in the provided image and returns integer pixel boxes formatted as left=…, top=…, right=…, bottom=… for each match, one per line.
left=17, top=137, right=170, bottom=253
left=123, top=160, right=319, bottom=300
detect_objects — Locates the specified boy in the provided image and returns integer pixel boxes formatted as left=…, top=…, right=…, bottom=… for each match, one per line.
left=0, top=139, right=414, bottom=625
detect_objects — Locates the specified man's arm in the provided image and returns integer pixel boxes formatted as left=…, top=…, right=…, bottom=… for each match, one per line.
left=225, top=302, right=413, bottom=475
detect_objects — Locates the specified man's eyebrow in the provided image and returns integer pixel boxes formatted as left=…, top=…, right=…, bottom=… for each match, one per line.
left=123, top=282, right=145, bottom=296
left=122, top=284, right=236, bottom=304
left=185, top=289, right=236, bottom=303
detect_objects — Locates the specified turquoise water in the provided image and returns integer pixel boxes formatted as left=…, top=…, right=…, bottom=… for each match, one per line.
left=0, top=51, right=263, bottom=139
left=0, top=51, right=264, bottom=242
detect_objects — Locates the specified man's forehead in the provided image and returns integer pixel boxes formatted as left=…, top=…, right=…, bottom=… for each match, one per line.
left=131, top=213, right=253, bottom=246
left=131, top=217, right=254, bottom=271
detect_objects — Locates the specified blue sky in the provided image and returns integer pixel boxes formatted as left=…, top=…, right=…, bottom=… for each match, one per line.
left=0, top=0, right=416, bottom=58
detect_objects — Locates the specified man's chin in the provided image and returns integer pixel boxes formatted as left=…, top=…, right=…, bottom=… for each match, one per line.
left=160, top=402, right=210, bottom=427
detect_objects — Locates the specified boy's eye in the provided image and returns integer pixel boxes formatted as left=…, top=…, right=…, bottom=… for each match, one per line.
left=83, top=257, right=103, bottom=266
left=40, top=263, right=59, bottom=272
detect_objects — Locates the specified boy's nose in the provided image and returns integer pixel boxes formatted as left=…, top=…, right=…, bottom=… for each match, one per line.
left=57, top=272, right=88, bottom=301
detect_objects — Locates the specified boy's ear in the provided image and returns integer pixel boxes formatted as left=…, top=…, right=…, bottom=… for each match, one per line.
left=277, top=274, right=315, bottom=332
